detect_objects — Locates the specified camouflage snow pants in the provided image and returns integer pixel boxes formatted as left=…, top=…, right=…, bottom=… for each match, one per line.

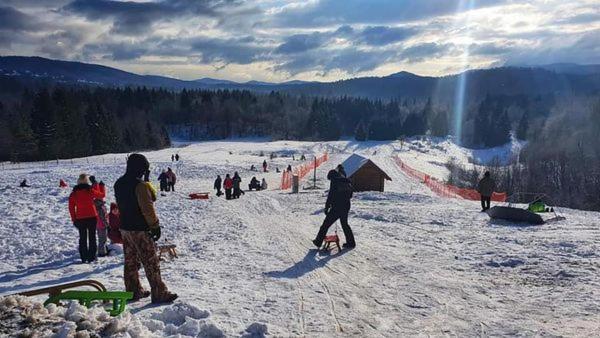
left=121, top=230, right=169, bottom=300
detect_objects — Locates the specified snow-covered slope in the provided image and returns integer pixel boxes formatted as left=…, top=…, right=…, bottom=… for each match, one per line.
left=0, top=139, right=598, bottom=336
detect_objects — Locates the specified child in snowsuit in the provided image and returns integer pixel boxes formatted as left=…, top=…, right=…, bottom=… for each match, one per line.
left=69, top=174, right=106, bottom=263
left=261, top=178, right=268, bottom=190
left=108, top=202, right=122, bottom=244
left=90, top=176, right=109, bottom=257
left=224, top=174, right=233, bottom=200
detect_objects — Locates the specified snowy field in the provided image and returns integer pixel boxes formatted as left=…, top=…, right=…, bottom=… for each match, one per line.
left=1, top=139, right=599, bottom=337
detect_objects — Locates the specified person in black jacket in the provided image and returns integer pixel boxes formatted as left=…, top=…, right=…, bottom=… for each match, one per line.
left=312, top=170, right=356, bottom=249
left=232, top=172, right=244, bottom=198
left=214, top=175, right=223, bottom=196
left=114, top=154, right=177, bottom=304
left=157, top=170, right=169, bottom=192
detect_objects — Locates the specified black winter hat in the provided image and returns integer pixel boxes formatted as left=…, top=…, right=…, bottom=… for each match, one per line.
left=126, top=153, right=149, bottom=176
left=327, top=169, right=339, bottom=180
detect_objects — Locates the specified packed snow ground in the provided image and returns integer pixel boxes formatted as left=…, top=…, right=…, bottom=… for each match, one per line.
left=0, top=139, right=599, bottom=337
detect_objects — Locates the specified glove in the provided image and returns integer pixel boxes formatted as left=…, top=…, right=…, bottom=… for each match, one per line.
left=148, top=226, right=161, bottom=242
left=89, top=176, right=97, bottom=184
left=99, top=181, right=105, bottom=186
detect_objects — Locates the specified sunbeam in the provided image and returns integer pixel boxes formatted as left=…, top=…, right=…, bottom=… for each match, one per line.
left=452, top=0, right=475, bottom=146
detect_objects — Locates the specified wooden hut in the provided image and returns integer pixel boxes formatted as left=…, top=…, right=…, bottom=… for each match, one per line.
left=340, top=154, right=391, bottom=192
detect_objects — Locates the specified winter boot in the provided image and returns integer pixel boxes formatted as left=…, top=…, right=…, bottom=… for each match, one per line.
left=151, top=292, right=178, bottom=304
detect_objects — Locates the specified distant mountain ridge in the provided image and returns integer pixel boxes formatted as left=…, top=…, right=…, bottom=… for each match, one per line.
left=1, top=56, right=599, bottom=100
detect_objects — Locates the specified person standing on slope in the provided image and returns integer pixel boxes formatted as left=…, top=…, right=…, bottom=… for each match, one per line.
left=114, top=154, right=177, bottom=304
left=90, top=175, right=109, bottom=257
left=262, top=160, right=268, bottom=172
left=261, top=178, right=268, bottom=191
left=166, top=167, right=177, bottom=192
left=224, top=174, right=233, bottom=200
left=477, top=171, right=496, bottom=211
left=158, top=170, right=169, bottom=192
left=214, top=175, right=223, bottom=197
left=232, top=172, right=243, bottom=198
left=313, top=170, right=356, bottom=249
left=69, top=174, right=106, bottom=263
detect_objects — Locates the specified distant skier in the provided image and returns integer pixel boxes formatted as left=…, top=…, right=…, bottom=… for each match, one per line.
left=166, top=167, right=177, bottom=192
left=171, top=154, right=175, bottom=162
left=337, top=164, right=347, bottom=178
left=175, top=153, right=180, bottom=161
left=107, top=202, right=122, bottom=244
left=214, top=175, right=223, bottom=196
left=90, top=175, right=109, bottom=257
left=287, top=165, right=292, bottom=172
left=19, top=179, right=30, bottom=187
left=114, top=153, right=177, bottom=304
left=158, top=170, right=169, bottom=192
left=477, top=171, right=496, bottom=211
left=312, top=170, right=356, bottom=249
left=232, top=172, right=244, bottom=198
left=301, top=154, right=306, bottom=161
left=69, top=174, right=106, bottom=263
left=263, top=160, right=268, bottom=172
left=224, top=174, right=233, bottom=200
left=250, top=164, right=256, bottom=171
left=261, top=178, right=268, bottom=191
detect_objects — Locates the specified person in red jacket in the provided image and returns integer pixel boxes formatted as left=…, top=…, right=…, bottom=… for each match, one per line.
left=107, top=202, right=122, bottom=244
left=223, top=174, right=233, bottom=200
left=68, top=173, right=106, bottom=263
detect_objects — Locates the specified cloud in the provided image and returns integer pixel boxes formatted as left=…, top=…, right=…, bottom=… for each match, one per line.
left=358, top=26, right=418, bottom=46
left=0, top=6, right=40, bottom=31
left=400, top=42, right=454, bottom=62
left=63, top=0, right=231, bottom=35
left=274, top=32, right=330, bottom=54
left=270, top=0, right=507, bottom=28
left=555, top=12, right=600, bottom=25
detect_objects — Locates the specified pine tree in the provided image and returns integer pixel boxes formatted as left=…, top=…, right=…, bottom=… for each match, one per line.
left=516, top=112, right=529, bottom=140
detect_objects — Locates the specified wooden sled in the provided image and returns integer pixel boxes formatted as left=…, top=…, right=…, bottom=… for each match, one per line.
left=17, top=279, right=132, bottom=316
left=322, top=232, right=341, bottom=251
left=158, top=243, right=178, bottom=260
left=189, top=192, right=209, bottom=200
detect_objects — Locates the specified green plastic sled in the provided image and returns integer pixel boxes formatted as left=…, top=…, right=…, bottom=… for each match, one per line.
left=528, top=201, right=546, bottom=213
left=44, top=290, right=134, bottom=316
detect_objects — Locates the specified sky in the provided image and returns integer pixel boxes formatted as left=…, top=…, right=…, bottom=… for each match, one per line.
left=0, top=0, right=598, bottom=82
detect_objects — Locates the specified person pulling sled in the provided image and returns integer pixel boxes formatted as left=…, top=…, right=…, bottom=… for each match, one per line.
left=312, top=170, right=356, bottom=249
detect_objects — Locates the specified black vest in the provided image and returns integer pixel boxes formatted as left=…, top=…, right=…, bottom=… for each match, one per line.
left=114, top=174, right=149, bottom=231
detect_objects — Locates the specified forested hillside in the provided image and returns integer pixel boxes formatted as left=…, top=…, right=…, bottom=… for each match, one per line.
left=1, top=73, right=598, bottom=165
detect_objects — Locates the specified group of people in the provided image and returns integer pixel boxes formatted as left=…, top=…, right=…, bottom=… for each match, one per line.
left=214, top=172, right=246, bottom=200
left=69, top=154, right=177, bottom=304
left=170, top=153, right=180, bottom=162
left=157, top=168, right=177, bottom=192
left=68, top=175, right=123, bottom=263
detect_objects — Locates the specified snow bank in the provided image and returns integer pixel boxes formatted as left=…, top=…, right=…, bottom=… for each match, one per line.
left=0, top=296, right=225, bottom=338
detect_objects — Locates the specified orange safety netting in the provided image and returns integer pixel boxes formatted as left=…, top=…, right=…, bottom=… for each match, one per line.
left=281, top=153, right=329, bottom=190
left=393, top=156, right=507, bottom=202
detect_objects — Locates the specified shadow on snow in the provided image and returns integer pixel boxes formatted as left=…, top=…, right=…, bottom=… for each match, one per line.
left=263, top=249, right=348, bottom=279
